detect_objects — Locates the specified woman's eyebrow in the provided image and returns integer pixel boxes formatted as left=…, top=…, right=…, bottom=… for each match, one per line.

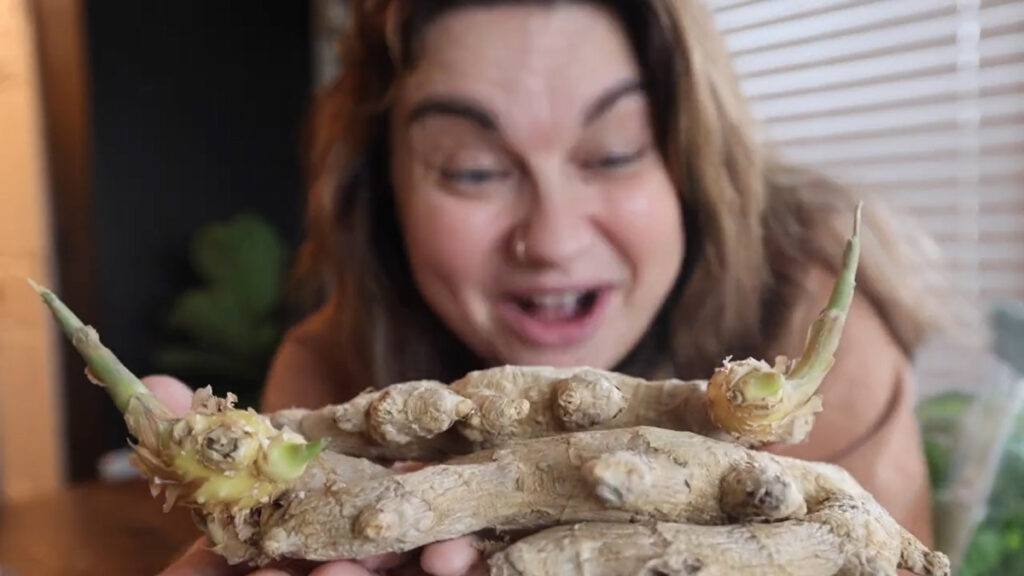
left=406, top=96, right=500, bottom=132
left=405, top=78, right=643, bottom=133
left=582, top=77, right=645, bottom=126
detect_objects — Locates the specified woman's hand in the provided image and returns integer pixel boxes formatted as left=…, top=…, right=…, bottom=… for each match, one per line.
left=142, top=376, right=484, bottom=576
left=156, top=537, right=422, bottom=576
left=157, top=536, right=483, bottom=576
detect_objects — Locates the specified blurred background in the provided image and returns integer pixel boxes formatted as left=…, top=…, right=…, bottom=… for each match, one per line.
left=0, top=0, right=1021, bottom=573
left=1, top=0, right=318, bottom=505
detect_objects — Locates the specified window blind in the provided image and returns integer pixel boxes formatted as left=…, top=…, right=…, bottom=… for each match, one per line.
left=705, top=0, right=1024, bottom=395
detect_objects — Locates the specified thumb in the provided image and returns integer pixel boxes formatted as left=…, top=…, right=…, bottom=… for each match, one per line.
left=420, top=535, right=483, bottom=576
left=142, top=374, right=195, bottom=417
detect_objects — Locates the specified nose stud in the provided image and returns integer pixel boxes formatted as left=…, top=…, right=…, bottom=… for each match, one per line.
left=513, top=231, right=528, bottom=263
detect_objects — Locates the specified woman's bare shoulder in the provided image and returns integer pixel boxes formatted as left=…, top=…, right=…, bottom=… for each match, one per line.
left=792, top=264, right=908, bottom=365
left=260, top=305, right=348, bottom=412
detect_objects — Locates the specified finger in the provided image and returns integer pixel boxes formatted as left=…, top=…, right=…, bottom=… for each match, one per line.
left=142, top=374, right=195, bottom=417
left=420, top=536, right=482, bottom=576
left=157, top=538, right=248, bottom=576
left=358, top=552, right=409, bottom=571
left=309, top=561, right=377, bottom=576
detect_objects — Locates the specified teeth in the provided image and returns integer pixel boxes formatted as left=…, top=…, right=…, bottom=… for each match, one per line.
left=519, top=291, right=593, bottom=320
left=527, top=292, right=585, bottom=308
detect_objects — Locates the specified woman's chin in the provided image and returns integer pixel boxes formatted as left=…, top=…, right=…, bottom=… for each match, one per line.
left=490, top=341, right=617, bottom=370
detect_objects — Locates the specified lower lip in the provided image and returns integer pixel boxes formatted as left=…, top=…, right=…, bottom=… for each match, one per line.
left=495, top=289, right=614, bottom=348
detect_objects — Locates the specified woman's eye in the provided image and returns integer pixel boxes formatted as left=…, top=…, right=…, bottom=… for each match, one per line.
left=439, top=167, right=511, bottom=185
left=584, top=147, right=647, bottom=172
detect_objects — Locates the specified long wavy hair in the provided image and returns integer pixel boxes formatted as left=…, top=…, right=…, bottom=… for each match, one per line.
left=290, top=0, right=975, bottom=398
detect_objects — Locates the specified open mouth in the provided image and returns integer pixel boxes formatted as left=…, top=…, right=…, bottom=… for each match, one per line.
left=513, top=289, right=601, bottom=321
left=497, top=287, right=613, bottom=347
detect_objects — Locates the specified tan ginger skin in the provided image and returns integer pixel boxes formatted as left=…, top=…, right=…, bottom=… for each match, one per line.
left=200, top=426, right=946, bottom=576
left=30, top=206, right=952, bottom=575
left=269, top=367, right=732, bottom=462
left=489, top=500, right=946, bottom=576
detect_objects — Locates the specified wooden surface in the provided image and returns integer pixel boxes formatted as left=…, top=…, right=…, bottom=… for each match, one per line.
left=0, top=480, right=199, bottom=576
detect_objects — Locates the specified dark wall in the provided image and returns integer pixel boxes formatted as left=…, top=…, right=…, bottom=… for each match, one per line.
left=79, top=1, right=313, bottom=480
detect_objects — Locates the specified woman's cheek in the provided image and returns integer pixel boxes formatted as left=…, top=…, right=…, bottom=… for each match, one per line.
left=403, top=195, right=499, bottom=293
left=605, top=172, right=683, bottom=256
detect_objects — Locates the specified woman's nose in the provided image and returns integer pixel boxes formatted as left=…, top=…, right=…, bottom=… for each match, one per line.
left=512, top=183, right=597, bottom=266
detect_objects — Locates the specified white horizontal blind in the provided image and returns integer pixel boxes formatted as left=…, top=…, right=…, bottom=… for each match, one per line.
left=706, top=0, right=1024, bottom=395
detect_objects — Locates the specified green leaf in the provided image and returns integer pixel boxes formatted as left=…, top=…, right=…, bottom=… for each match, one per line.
left=155, top=213, right=289, bottom=387
left=920, top=389, right=1024, bottom=575
left=166, top=287, right=263, bottom=358
left=959, top=525, right=1003, bottom=576
left=917, top=391, right=972, bottom=429
left=923, top=437, right=953, bottom=490
left=189, top=212, right=287, bottom=317
left=917, top=391, right=974, bottom=490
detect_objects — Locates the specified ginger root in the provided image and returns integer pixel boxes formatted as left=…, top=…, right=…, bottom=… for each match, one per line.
left=490, top=499, right=949, bottom=576
left=30, top=204, right=951, bottom=575
left=269, top=368, right=724, bottom=461
left=192, top=426, right=932, bottom=570
left=269, top=204, right=863, bottom=460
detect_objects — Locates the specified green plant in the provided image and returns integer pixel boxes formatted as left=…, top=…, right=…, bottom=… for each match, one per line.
left=154, top=212, right=289, bottom=408
left=918, top=389, right=1024, bottom=575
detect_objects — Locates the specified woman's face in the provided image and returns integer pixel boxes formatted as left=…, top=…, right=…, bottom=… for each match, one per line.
left=391, top=3, right=684, bottom=370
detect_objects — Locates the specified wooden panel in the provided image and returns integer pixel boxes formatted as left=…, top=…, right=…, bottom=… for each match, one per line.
left=0, top=0, right=66, bottom=502
left=31, top=0, right=112, bottom=483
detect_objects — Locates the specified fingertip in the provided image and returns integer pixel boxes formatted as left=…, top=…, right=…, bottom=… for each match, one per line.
left=309, top=561, right=376, bottom=576
left=142, top=374, right=194, bottom=417
left=420, top=536, right=482, bottom=576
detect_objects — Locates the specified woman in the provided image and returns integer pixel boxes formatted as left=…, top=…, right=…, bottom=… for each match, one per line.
left=155, top=1, right=969, bottom=574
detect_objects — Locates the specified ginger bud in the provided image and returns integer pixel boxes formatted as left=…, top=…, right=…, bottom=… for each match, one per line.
left=30, top=279, right=323, bottom=513
left=260, top=432, right=328, bottom=482
left=707, top=203, right=862, bottom=446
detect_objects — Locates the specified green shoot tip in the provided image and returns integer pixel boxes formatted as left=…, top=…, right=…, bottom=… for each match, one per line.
left=26, top=277, right=46, bottom=294
left=260, top=437, right=326, bottom=482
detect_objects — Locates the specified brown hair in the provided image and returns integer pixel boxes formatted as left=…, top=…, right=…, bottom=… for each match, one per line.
left=291, top=0, right=975, bottom=396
